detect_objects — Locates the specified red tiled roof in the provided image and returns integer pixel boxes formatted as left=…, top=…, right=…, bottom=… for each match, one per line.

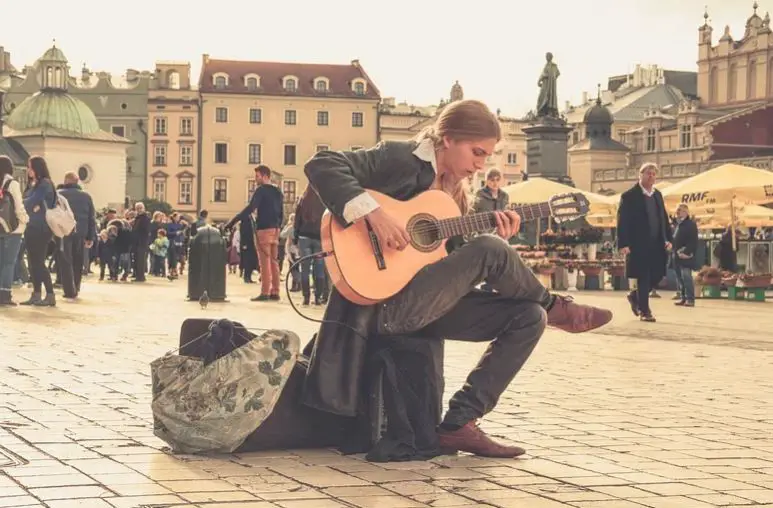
left=198, top=56, right=381, bottom=99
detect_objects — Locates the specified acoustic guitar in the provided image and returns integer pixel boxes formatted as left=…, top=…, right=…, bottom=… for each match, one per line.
left=321, top=189, right=590, bottom=305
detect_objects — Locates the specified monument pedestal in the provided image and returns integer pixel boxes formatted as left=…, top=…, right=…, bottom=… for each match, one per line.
left=523, top=117, right=573, bottom=184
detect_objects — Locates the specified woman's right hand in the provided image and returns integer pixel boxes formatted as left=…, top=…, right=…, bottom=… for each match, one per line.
left=364, top=208, right=410, bottom=251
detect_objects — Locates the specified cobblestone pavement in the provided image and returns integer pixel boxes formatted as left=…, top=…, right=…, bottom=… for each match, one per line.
left=1, top=275, right=772, bottom=508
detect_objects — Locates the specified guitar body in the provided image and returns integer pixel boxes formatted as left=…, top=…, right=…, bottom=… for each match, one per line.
left=321, top=189, right=461, bottom=306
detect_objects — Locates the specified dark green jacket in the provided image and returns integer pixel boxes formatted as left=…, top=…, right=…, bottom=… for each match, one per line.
left=302, top=140, right=437, bottom=417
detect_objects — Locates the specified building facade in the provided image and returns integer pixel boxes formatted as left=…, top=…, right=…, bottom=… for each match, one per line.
left=198, top=55, right=381, bottom=220
left=3, top=44, right=150, bottom=202
left=147, top=61, right=199, bottom=215
left=379, top=82, right=528, bottom=188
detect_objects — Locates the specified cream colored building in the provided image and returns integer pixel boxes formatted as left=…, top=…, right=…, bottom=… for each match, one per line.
left=147, top=61, right=200, bottom=215
left=198, top=55, right=380, bottom=219
left=563, top=4, right=773, bottom=195
left=379, top=82, right=528, bottom=188
left=3, top=45, right=130, bottom=210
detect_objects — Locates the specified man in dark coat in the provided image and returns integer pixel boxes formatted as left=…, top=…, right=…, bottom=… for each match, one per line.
left=131, top=202, right=151, bottom=282
left=58, top=172, right=96, bottom=298
left=616, top=162, right=673, bottom=322
left=671, top=203, right=699, bottom=306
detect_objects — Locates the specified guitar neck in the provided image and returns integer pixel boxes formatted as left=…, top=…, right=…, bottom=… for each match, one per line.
left=437, top=202, right=552, bottom=239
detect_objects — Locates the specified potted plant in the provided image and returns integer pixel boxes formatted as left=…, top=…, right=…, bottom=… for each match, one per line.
left=607, top=263, right=626, bottom=277
left=581, top=263, right=603, bottom=276
left=535, top=261, right=556, bottom=275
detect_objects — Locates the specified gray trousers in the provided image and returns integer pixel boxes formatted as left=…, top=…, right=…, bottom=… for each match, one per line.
left=377, top=235, right=550, bottom=426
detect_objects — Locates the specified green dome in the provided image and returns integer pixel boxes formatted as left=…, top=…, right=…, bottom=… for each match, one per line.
left=40, top=46, right=68, bottom=64
left=6, top=91, right=100, bottom=136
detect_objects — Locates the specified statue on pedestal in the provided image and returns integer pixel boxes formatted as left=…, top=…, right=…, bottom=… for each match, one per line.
left=536, top=52, right=560, bottom=119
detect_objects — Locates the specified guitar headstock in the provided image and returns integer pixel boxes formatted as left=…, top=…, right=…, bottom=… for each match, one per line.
left=548, top=192, right=590, bottom=223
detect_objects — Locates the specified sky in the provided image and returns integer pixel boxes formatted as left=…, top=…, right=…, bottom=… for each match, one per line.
left=1, top=0, right=766, bottom=117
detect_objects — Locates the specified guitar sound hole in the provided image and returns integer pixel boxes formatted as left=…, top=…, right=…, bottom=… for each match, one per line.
left=408, top=216, right=440, bottom=251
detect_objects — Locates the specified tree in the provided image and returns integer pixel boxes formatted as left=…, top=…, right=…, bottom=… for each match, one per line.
left=140, top=198, right=173, bottom=216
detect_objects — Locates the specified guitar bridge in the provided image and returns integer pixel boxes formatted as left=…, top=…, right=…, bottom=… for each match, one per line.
left=365, top=220, right=387, bottom=271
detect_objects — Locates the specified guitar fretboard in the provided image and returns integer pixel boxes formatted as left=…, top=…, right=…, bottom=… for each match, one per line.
left=437, top=202, right=552, bottom=239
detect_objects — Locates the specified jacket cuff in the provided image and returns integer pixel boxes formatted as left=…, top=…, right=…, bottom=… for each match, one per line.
left=342, top=192, right=380, bottom=224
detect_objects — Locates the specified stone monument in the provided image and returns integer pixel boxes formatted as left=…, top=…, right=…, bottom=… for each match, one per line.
left=523, top=52, right=573, bottom=184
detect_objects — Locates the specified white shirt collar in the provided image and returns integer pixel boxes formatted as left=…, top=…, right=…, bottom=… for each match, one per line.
left=640, top=183, right=654, bottom=197
left=412, top=138, right=438, bottom=173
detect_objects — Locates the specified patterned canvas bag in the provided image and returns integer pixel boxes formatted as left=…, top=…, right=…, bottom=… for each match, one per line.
left=151, top=327, right=300, bottom=454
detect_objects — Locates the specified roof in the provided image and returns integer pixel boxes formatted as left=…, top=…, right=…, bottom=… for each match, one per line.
left=199, top=57, right=381, bottom=99
left=0, top=137, right=28, bottom=166
left=612, top=84, right=684, bottom=122
left=39, top=45, right=68, bottom=64
left=569, top=136, right=629, bottom=152
left=7, top=90, right=101, bottom=136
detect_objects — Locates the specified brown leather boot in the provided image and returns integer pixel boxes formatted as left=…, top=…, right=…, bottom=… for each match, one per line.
left=438, top=421, right=526, bottom=458
left=547, top=295, right=613, bottom=333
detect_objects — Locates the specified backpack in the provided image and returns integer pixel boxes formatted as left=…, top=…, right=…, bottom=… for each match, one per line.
left=45, top=191, right=77, bottom=238
left=0, top=179, right=20, bottom=234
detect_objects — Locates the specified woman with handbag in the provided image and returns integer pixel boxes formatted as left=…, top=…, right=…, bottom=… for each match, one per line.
left=0, top=156, right=29, bottom=306
left=22, top=156, right=56, bottom=306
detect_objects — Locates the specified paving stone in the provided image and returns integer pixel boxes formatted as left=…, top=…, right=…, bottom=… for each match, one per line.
left=1, top=281, right=772, bottom=507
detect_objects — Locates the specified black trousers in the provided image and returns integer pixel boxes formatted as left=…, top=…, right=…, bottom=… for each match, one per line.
left=377, top=235, right=551, bottom=427
left=59, top=234, right=85, bottom=297
left=634, top=242, right=666, bottom=316
left=25, top=226, right=54, bottom=295
left=134, top=245, right=148, bottom=281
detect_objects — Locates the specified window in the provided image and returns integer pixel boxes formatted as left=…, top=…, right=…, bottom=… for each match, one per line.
left=572, top=131, right=579, bottom=144
left=285, top=78, right=297, bottom=92
left=285, top=110, right=297, bottom=125
left=354, top=82, right=365, bottom=95
left=249, top=108, right=262, bottom=124
left=178, top=180, right=192, bottom=205
left=179, top=145, right=193, bottom=166
left=215, top=107, right=228, bottom=123
left=351, top=112, right=364, bottom=127
left=506, top=153, right=517, bottom=165
left=154, top=117, right=167, bottom=135
left=153, top=179, right=166, bottom=201
left=284, top=145, right=297, bottom=165
left=646, top=128, right=656, bottom=152
left=111, top=125, right=125, bottom=137
left=154, top=145, right=167, bottom=166
left=248, top=143, right=262, bottom=164
left=246, top=77, right=259, bottom=91
left=213, top=178, right=228, bottom=203
left=180, top=117, right=193, bottom=135
left=680, top=125, right=692, bottom=149
left=214, top=142, right=228, bottom=163
left=282, top=180, right=298, bottom=205
left=316, top=145, right=329, bottom=152
left=214, top=76, right=227, bottom=89
left=315, top=80, right=328, bottom=92
left=77, top=165, right=91, bottom=183
left=617, top=129, right=627, bottom=140
left=246, top=179, right=258, bottom=203
left=317, top=111, right=329, bottom=126
left=168, top=71, right=180, bottom=90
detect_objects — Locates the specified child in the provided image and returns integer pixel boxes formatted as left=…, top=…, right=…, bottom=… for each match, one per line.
left=150, top=229, right=169, bottom=277
left=97, top=228, right=117, bottom=281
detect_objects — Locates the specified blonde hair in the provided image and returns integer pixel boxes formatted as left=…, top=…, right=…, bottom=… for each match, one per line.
left=639, top=162, right=658, bottom=174
left=414, top=100, right=502, bottom=215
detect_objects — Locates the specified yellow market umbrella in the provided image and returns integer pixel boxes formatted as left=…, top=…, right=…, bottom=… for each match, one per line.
left=502, top=177, right=617, bottom=215
left=693, top=202, right=773, bottom=229
left=660, top=163, right=773, bottom=208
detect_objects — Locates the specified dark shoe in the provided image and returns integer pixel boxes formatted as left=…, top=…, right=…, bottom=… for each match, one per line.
left=626, top=291, right=640, bottom=316
left=0, top=290, right=17, bottom=306
left=640, top=314, right=656, bottom=322
left=251, top=294, right=271, bottom=301
left=20, top=292, right=42, bottom=306
left=547, top=295, right=613, bottom=333
left=438, top=421, right=526, bottom=458
left=674, top=300, right=686, bottom=306
left=684, top=301, right=695, bottom=307
left=34, top=294, right=56, bottom=307
left=269, top=294, right=280, bottom=301
left=650, top=291, right=661, bottom=298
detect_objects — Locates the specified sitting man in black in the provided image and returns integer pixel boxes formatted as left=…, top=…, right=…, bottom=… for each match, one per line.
left=303, top=99, right=613, bottom=458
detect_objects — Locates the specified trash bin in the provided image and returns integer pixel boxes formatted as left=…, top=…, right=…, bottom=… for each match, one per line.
left=187, top=225, right=227, bottom=302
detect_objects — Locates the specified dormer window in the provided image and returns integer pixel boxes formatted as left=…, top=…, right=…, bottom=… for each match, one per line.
left=315, top=78, right=329, bottom=92
left=244, top=74, right=260, bottom=91
left=352, top=79, right=367, bottom=95
left=283, top=76, right=298, bottom=92
left=213, top=73, right=229, bottom=89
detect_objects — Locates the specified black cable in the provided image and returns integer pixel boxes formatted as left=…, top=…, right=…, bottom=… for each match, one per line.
left=284, top=250, right=369, bottom=341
